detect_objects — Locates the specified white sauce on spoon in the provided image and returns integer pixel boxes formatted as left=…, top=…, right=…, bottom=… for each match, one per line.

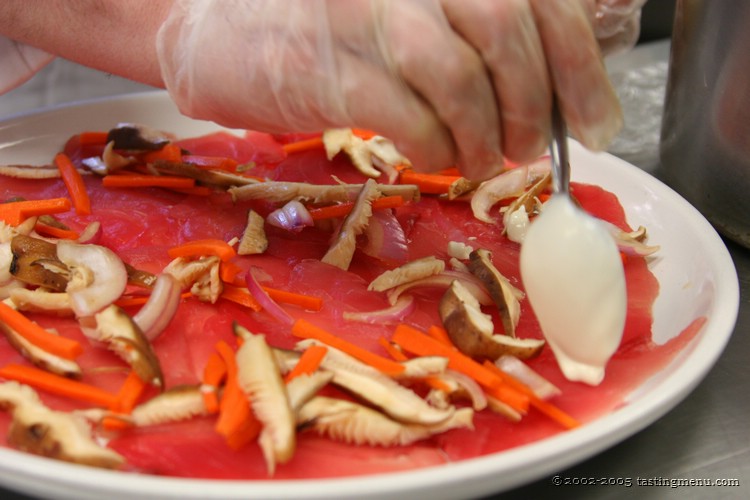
left=520, top=195, right=626, bottom=385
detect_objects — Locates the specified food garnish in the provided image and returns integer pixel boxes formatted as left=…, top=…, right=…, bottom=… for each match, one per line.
left=0, top=123, right=676, bottom=479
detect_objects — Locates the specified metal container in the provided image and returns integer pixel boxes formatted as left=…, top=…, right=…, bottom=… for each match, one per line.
left=660, top=0, right=750, bottom=247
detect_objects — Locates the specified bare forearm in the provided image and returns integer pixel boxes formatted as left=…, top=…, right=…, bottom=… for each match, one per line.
left=0, top=0, right=172, bottom=87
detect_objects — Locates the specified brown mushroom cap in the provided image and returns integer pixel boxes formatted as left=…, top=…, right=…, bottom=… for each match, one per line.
left=440, top=279, right=544, bottom=361
left=10, top=235, right=69, bottom=291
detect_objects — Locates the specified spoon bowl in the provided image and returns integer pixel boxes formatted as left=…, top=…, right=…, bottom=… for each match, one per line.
left=519, top=104, right=627, bottom=386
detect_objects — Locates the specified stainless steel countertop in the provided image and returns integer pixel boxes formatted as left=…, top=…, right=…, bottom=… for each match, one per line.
left=0, top=41, right=747, bottom=499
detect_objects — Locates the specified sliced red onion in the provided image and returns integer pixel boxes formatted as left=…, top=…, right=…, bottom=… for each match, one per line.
left=471, top=156, right=551, bottom=223
left=245, top=268, right=294, bottom=325
left=76, top=221, right=102, bottom=244
left=57, top=240, right=128, bottom=317
left=342, top=295, right=415, bottom=324
left=441, top=369, right=487, bottom=411
left=266, top=200, right=314, bottom=233
left=359, top=209, right=408, bottom=264
left=495, top=354, right=561, bottom=400
left=133, top=274, right=181, bottom=341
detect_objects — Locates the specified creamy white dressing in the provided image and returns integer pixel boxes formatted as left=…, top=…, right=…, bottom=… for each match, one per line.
left=505, top=206, right=531, bottom=244
left=520, top=195, right=626, bottom=385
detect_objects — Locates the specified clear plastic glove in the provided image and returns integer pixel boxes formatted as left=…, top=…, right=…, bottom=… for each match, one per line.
left=594, top=0, right=648, bottom=55
left=157, top=0, right=623, bottom=181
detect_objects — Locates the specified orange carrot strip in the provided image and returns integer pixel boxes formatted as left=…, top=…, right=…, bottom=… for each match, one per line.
left=224, top=417, right=262, bottom=451
left=34, top=221, right=80, bottom=240
left=262, top=287, right=323, bottom=312
left=351, top=128, right=377, bottom=140
left=0, top=302, right=83, bottom=360
left=219, top=261, right=244, bottom=284
left=0, top=364, right=118, bottom=409
left=482, top=361, right=579, bottom=429
left=437, top=166, right=462, bottom=176
left=423, top=375, right=454, bottom=393
left=182, top=155, right=240, bottom=173
left=378, top=336, right=409, bottom=362
left=201, top=351, right=227, bottom=414
left=78, top=131, right=109, bottom=146
left=291, top=319, right=405, bottom=376
left=115, top=371, right=148, bottom=414
left=167, top=238, right=237, bottom=262
left=101, top=416, right=134, bottom=432
left=399, top=170, right=462, bottom=195
left=143, top=143, right=182, bottom=164
left=308, top=195, right=405, bottom=220
left=377, top=338, right=453, bottom=393
left=54, top=152, right=91, bottom=215
left=391, top=324, right=529, bottom=412
left=214, top=341, right=261, bottom=448
left=0, top=198, right=72, bottom=226
left=284, top=345, right=328, bottom=383
left=102, top=174, right=195, bottom=190
left=282, top=136, right=324, bottom=155
left=426, top=325, right=454, bottom=347
left=220, top=284, right=262, bottom=311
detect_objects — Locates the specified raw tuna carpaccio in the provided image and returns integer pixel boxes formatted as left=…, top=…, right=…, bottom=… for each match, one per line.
left=0, top=128, right=700, bottom=479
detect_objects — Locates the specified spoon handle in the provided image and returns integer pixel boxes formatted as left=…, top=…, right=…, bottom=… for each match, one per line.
left=549, top=99, right=570, bottom=195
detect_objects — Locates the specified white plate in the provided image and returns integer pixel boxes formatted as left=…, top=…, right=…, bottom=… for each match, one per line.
left=0, top=91, right=740, bottom=500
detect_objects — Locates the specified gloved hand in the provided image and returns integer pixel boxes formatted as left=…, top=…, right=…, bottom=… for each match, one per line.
left=157, top=0, right=625, bottom=181
left=594, top=0, right=648, bottom=55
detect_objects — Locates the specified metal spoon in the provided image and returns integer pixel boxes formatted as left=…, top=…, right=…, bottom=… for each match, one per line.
left=519, top=100, right=627, bottom=386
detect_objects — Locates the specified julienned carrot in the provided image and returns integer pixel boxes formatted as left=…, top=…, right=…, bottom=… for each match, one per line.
left=102, top=174, right=195, bottom=190
left=143, top=143, right=182, bottom=164
left=220, top=284, right=262, bottom=311
left=0, top=364, right=118, bottom=409
left=291, top=319, right=405, bottom=376
left=222, top=265, right=323, bottom=312
left=398, top=170, right=462, bottom=195
left=168, top=239, right=237, bottom=262
left=262, top=287, right=323, bottom=312
left=214, top=341, right=261, bottom=449
left=220, top=261, right=244, bottom=284
left=201, top=351, right=227, bottom=414
left=101, top=415, right=134, bottom=432
left=391, top=324, right=529, bottom=412
left=436, top=166, right=462, bottom=176
left=482, top=361, right=580, bottom=429
left=34, top=221, right=80, bottom=240
left=378, top=336, right=409, bottom=362
left=78, top=131, right=109, bottom=146
left=0, top=302, right=83, bottom=360
left=426, top=325, right=453, bottom=346
left=0, top=198, right=72, bottom=226
left=351, top=128, right=377, bottom=140
left=116, top=371, right=148, bottom=414
left=307, top=195, right=405, bottom=220
left=284, top=344, right=328, bottom=383
left=54, top=152, right=91, bottom=215
left=377, top=338, right=455, bottom=393
left=182, top=155, right=240, bottom=173
left=282, top=136, right=324, bottom=155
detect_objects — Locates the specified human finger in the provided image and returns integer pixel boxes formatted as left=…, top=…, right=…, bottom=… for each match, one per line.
left=376, top=1, right=505, bottom=180
left=442, top=0, right=551, bottom=165
left=530, top=0, right=623, bottom=150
